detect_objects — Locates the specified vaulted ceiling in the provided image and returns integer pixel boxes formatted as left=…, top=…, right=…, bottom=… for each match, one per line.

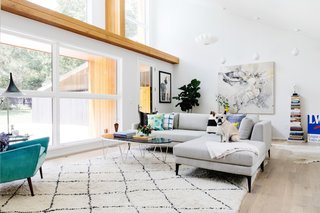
left=215, top=0, right=320, bottom=40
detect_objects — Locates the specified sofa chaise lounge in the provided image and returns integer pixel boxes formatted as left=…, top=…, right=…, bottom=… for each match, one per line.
left=133, top=112, right=272, bottom=192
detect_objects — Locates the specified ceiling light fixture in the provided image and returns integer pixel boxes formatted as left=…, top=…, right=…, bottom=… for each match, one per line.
left=195, top=33, right=218, bottom=45
left=291, top=48, right=299, bottom=56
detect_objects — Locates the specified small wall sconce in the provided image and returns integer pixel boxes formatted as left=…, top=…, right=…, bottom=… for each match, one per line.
left=291, top=48, right=299, bottom=56
left=220, top=57, right=227, bottom=64
left=252, top=52, right=260, bottom=61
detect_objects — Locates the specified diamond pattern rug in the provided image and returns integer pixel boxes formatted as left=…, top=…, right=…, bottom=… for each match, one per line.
left=0, top=147, right=246, bottom=212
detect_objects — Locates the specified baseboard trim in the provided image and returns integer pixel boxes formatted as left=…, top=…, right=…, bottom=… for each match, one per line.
left=47, top=140, right=118, bottom=159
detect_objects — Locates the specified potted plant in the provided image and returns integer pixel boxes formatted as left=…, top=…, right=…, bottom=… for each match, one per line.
left=173, top=79, right=201, bottom=112
left=138, top=124, right=152, bottom=136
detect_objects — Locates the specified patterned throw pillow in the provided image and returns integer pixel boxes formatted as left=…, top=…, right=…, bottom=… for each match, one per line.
left=163, top=113, right=175, bottom=130
left=147, top=114, right=164, bottom=131
left=206, top=114, right=217, bottom=133
left=226, top=114, right=246, bottom=129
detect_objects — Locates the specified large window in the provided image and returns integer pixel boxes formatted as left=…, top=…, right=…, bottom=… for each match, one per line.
left=0, top=34, right=53, bottom=143
left=0, top=32, right=119, bottom=145
left=27, top=0, right=106, bottom=29
left=125, top=0, right=149, bottom=44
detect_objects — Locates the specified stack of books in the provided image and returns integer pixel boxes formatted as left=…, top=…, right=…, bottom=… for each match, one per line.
left=132, top=135, right=152, bottom=141
left=288, top=93, right=305, bottom=142
left=113, top=130, right=136, bottom=139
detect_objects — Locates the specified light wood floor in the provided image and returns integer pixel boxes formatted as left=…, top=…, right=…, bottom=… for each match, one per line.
left=240, top=142, right=320, bottom=213
left=49, top=143, right=320, bottom=213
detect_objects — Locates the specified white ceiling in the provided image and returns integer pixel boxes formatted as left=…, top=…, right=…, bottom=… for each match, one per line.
left=214, top=0, right=320, bottom=40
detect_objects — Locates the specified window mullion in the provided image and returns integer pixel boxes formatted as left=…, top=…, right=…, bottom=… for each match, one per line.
left=52, top=43, right=60, bottom=146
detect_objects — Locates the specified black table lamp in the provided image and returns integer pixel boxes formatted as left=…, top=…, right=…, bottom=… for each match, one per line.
left=1, top=73, right=23, bottom=134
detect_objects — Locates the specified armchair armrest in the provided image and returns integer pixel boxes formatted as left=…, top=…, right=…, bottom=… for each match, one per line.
left=0, top=144, right=41, bottom=183
left=8, top=137, right=49, bottom=153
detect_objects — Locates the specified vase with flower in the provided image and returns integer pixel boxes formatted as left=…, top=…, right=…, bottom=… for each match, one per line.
left=138, top=124, right=152, bottom=136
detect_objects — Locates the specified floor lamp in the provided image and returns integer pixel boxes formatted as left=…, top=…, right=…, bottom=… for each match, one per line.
left=0, top=73, right=23, bottom=135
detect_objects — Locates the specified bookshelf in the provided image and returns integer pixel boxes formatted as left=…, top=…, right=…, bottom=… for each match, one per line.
left=288, top=93, right=305, bottom=142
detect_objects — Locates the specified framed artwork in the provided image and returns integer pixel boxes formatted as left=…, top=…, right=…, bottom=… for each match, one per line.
left=218, top=62, right=275, bottom=114
left=159, top=71, right=171, bottom=103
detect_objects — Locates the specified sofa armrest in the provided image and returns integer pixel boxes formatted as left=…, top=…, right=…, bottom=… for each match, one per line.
left=251, top=120, right=272, bottom=150
left=131, top=123, right=140, bottom=130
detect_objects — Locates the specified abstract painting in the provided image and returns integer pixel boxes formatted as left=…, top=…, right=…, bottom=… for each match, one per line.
left=159, top=71, right=171, bottom=103
left=218, top=62, right=275, bottom=114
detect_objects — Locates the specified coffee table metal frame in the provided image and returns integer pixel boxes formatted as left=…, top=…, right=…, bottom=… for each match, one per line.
left=101, top=136, right=172, bottom=161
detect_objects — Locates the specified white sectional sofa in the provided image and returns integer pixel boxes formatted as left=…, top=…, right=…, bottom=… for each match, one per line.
left=133, top=112, right=272, bottom=192
left=150, top=113, right=210, bottom=144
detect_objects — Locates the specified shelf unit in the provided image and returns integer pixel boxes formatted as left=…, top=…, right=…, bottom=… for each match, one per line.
left=288, top=93, right=305, bottom=142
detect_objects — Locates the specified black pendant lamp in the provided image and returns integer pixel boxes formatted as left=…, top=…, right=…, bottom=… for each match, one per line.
left=1, top=73, right=23, bottom=97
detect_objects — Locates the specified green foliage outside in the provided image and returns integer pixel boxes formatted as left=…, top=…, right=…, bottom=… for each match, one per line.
left=0, top=44, right=85, bottom=91
left=0, top=0, right=86, bottom=91
left=56, top=0, right=87, bottom=22
left=125, top=0, right=139, bottom=39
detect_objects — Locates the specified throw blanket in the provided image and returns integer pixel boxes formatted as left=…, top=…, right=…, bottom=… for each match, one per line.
left=206, top=142, right=259, bottom=159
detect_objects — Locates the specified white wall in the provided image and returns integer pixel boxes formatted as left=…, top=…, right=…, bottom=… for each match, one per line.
left=149, top=0, right=320, bottom=139
left=1, top=11, right=174, bottom=133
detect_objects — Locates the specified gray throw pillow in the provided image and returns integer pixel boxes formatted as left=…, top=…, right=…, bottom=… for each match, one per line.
left=239, top=117, right=255, bottom=139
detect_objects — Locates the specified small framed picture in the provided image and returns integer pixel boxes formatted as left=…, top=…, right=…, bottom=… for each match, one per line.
left=159, top=71, right=171, bottom=103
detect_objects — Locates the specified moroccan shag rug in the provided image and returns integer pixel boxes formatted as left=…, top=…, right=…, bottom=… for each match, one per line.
left=0, top=148, right=247, bottom=213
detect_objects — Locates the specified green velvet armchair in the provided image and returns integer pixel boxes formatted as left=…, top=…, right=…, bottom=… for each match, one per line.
left=0, top=137, right=49, bottom=196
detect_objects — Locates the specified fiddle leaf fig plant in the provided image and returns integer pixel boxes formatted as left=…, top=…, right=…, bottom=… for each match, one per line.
left=173, top=79, right=201, bottom=112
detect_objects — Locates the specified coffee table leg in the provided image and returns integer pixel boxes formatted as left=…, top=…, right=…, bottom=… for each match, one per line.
left=164, top=146, right=169, bottom=161
left=118, top=144, right=124, bottom=161
left=101, top=140, right=106, bottom=159
left=138, top=144, right=143, bottom=157
left=125, top=143, right=130, bottom=161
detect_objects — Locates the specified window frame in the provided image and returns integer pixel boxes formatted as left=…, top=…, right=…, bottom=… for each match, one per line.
left=125, top=0, right=149, bottom=45
left=1, top=0, right=178, bottom=64
left=0, top=29, right=122, bottom=146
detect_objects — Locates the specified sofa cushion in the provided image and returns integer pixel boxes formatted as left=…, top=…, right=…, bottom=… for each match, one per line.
left=163, top=113, right=174, bottom=130
left=173, top=135, right=266, bottom=167
left=179, top=113, right=209, bottom=131
left=148, top=114, right=164, bottom=130
left=206, top=114, right=217, bottom=133
left=150, top=129, right=207, bottom=142
left=239, top=117, right=255, bottom=139
left=227, top=113, right=246, bottom=129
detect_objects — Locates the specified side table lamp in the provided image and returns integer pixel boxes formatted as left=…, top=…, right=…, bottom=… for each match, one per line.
left=0, top=73, right=23, bottom=135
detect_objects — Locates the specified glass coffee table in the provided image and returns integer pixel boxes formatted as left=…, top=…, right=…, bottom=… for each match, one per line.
left=101, top=134, right=172, bottom=161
